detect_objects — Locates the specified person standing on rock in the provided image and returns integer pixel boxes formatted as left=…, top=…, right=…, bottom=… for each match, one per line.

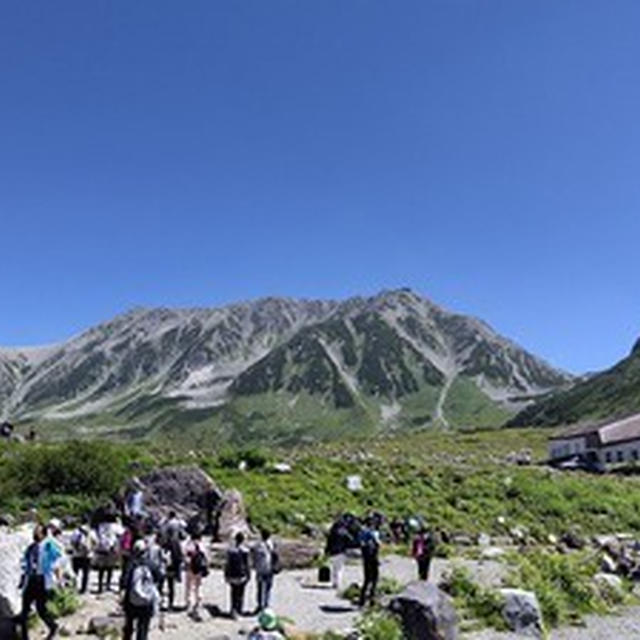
left=122, top=539, right=159, bottom=640
left=358, top=517, right=381, bottom=608
left=184, top=531, right=209, bottom=617
left=225, top=531, right=251, bottom=619
left=19, top=524, right=60, bottom=640
left=412, top=525, right=436, bottom=581
left=252, top=528, right=279, bottom=613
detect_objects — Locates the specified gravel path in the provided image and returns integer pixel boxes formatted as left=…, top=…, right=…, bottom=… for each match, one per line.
left=59, top=554, right=506, bottom=639
left=56, top=552, right=640, bottom=639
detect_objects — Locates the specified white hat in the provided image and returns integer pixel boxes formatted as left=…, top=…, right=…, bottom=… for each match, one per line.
left=48, top=518, right=62, bottom=533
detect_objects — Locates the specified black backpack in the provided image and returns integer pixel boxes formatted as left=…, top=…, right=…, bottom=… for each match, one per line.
left=190, top=548, right=209, bottom=577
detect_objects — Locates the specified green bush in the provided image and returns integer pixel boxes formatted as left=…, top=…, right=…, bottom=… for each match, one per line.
left=47, top=587, right=81, bottom=617
left=440, top=566, right=507, bottom=631
left=504, top=549, right=626, bottom=627
left=217, top=446, right=269, bottom=470
left=0, top=441, right=134, bottom=498
left=356, top=610, right=403, bottom=640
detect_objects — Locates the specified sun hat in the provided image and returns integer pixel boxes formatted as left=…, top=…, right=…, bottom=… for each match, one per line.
left=258, top=609, right=279, bottom=631
left=133, top=539, right=147, bottom=554
left=48, top=518, right=62, bottom=533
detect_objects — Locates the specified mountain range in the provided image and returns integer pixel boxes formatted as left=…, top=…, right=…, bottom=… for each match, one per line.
left=0, top=289, right=572, bottom=445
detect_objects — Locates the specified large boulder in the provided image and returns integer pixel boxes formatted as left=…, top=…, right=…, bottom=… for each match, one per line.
left=138, top=466, right=221, bottom=520
left=217, top=489, right=251, bottom=541
left=0, top=525, right=32, bottom=620
left=389, top=581, right=458, bottom=640
left=498, top=588, right=543, bottom=639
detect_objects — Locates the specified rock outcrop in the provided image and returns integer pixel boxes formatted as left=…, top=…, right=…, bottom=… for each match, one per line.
left=137, top=465, right=221, bottom=520
left=499, top=588, right=543, bottom=638
left=217, top=489, right=250, bottom=541
left=389, top=581, right=458, bottom=640
left=0, top=525, right=32, bottom=620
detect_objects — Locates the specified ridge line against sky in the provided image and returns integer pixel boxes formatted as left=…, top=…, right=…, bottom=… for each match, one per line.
left=1, top=1, right=639, bottom=373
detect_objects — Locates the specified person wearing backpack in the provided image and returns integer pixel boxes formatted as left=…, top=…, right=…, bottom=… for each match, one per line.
left=412, top=526, right=436, bottom=580
left=251, top=528, right=279, bottom=613
left=122, top=540, right=159, bottom=640
left=94, top=519, right=120, bottom=593
left=161, top=512, right=185, bottom=611
left=358, top=517, right=380, bottom=608
left=325, top=515, right=354, bottom=591
left=19, top=524, right=61, bottom=640
left=184, top=532, right=209, bottom=616
left=225, top=531, right=250, bottom=619
left=69, top=520, right=93, bottom=594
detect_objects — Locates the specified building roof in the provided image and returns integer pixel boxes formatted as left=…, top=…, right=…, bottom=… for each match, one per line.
left=599, top=413, right=640, bottom=445
left=549, top=412, right=640, bottom=446
left=549, top=422, right=601, bottom=441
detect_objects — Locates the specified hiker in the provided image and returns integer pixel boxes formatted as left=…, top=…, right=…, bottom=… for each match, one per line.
left=94, top=519, right=121, bottom=593
left=69, top=519, right=93, bottom=594
left=19, top=524, right=61, bottom=640
left=145, top=530, right=167, bottom=589
left=412, top=525, right=436, bottom=581
left=184, top=531, right=209, bottom=616
left=248, top=608, right=286, bottom=640
left=358, top=517, right=381, bottom=608
left=161, top=512, right=186, bottom=611
left=389, top=517, right=407, bottom=544
left=46, top=519, right=69, bottom=588
left=325, top=515, right=355, bottom=590
left=225, top=531, right=251, bottom=619
left=124, top=479, right=146, bottom=521
left=122, top=540, right=159, bottom=640
left=252, top=528, right=279, bottom=613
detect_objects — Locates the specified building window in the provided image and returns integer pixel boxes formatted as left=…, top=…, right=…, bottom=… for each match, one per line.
left=633, top=450, right=639, bottom=461
left=617, top=450, right=624, bottom=463
left=605, top=452, right=612, bottom=463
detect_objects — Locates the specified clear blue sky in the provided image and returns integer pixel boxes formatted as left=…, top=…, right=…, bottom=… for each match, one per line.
left=1, top=1, right=639, bottom=374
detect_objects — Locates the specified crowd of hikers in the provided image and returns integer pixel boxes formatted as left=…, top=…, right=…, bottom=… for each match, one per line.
left=17, top=491, right=437, bottom=640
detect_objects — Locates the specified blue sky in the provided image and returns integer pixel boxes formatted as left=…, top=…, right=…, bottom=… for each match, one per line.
left=1, top=1, right=638, bottom=374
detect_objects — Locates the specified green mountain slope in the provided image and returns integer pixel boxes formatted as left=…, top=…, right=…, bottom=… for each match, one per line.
left=508, top=339, right=640, bottom=427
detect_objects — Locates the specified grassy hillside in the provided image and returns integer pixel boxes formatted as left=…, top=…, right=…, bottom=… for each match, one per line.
left=4, top=428, right=640, bottom=543
left=509, top=340, right=640, bottom=427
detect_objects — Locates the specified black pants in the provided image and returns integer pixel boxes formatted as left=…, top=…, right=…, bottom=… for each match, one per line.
left=230, top=582, right=246, bottom=615
left=97, top=567, right=113, bottom=593
left=417, top=555, right=432, bottom=580
left=123, top=604, right=153, bottom=640
left=72, top=557, right=90, bottom=594
left=359, top=558, right=379, bottom=607
left=20, top=575, right=56, bottom=640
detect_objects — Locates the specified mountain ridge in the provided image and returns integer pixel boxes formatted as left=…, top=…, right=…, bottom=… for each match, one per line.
left=0, top=289, right=572, bottom=443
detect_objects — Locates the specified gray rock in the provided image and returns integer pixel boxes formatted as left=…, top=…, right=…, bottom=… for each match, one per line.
left=0, top=525, right=32, bottom=619
left=593, top=573, right=624, bottom=599
left=138, top=465, right=221, bottom=520
left=0, top=514, right=15, bottom=527
left=217, top=489, right=251, bottom=541
left=477, top=533, right=491, bottom=547
left=88, top=615, right=122, bottom=637
left=499, top=588, right=543, bottom=638
left=389, top=580, right=458, bottom=640
left=481, top=546, right=506, bottom=560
